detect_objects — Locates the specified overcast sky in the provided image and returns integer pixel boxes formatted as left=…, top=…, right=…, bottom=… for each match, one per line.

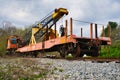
left=0, top=0, right=120, bottom=36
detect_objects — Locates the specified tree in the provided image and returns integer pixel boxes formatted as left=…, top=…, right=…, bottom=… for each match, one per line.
left=108, top=21, right=118, bottom=29
left=101, top=21, right=118, bottom=37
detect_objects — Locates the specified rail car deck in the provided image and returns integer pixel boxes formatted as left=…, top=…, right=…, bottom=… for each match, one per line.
left=17, top=35, right=111, bottom=53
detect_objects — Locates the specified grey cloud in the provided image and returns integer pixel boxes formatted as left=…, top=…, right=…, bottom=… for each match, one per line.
left=0, top=0, right=119, bottom=36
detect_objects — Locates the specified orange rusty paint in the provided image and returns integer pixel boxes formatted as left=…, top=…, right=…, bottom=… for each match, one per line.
left=65, top=20, right=68, bottom=37
left=16, top=34, right=111, bottom=53
left=81, top=28, right=83, bottom=37
left=7, top=40, right=17, bottom=49
left=70, top=18, right=73, bottom=35
left=7, top=36, right=18, bottom=49
left=75, top=36, right=111, bottom=45
left=90, top=23, right=93, bottom=39
left=17, top=35, right=77, bottom=52
left=98, top=37, right=111, bottom=45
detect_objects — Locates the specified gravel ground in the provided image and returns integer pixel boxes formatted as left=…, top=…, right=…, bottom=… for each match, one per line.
left=0, top=58, right=120, bottom=80
left=39, top=58, right=120, bottom=80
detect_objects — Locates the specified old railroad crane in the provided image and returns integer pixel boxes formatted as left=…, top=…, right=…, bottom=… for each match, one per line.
left=6, top=8, right=111, bottom=57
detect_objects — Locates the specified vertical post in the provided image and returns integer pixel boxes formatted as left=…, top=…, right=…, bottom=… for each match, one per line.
left=65, top=20, right=68, bottom=37
left=81, top=28, right=83, bottom=37
left=90, top=23, right=93, bottom=39
left=70, top=18, right=73, bottom=35
left=95, top=24, right=98, bottom=38
left=102, top=26, right=105, bottom=37
left=54, top=23, right=56, bottom=38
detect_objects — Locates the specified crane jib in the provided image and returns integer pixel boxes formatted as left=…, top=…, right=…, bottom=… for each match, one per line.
left=34, top=8, right=68, bottom=37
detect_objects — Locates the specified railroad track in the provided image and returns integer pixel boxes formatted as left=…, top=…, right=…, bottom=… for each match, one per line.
left=76, top=58, right=120, bottom=63
left=4, top=54, right=120, bottom=63
left=45, top=55, right=120, bottom=63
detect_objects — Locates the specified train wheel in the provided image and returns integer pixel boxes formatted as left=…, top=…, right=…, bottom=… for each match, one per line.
left=71, top=44, right=81, bottom=58
left=59, top=43, right=75, bottom=58
left=79, top=52, right=84, bottom=57
left=6, top=49, right=16, bottom=56
left=28, top=52, right=38, bottom=58
left=86, top=45, right=100, bottom=57
left=6, top=50, right=11, bottom=55
left=59, top=44, right=81, bottom=58
left=91, top=45, right=101, bottom=57
left=59, top=45, right=67, bottom=58
left=33, top=52, right=39, bottom=58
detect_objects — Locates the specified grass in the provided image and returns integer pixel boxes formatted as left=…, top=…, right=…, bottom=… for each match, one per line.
left=59, top=68, right=64, bottom=72
left=32, top=72, right=48, bottom=79
left=51, top=66, right=64, bottom=74
left=0, top=58, right=50, bottom=80
left=100, top=44, right=120, bottom=58
left=64, top=75, right=70, bottom=79
left=46, top=51, right=60, bottom=57
left=53, top=66, right=64, bottom=72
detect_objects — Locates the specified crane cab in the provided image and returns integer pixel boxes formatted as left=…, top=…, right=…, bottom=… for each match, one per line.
left=6, top=36, right=21, bottom=54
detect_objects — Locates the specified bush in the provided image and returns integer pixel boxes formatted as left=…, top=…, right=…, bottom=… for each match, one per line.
left=0, top=35, right=7, bottom=56
left=100, top=44, right=120, bottom=58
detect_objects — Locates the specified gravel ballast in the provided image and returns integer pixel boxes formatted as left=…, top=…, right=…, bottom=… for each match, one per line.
left=40, top=58, right=120, bottom=80
left=0, top=58, right=120, bottom=80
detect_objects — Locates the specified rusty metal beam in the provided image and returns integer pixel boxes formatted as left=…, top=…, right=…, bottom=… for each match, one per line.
left=95, top=24, right=98, bottom=38
left=65, top=20, right=68, bottom=37
left=90, top=23, right=93, bottom=39
left=70, top=18, right=73, bottom=35
left=81, top=28, right=83, bottom=37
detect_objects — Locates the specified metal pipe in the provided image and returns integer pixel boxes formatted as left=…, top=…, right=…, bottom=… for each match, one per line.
left=65, top=20, right=68, bottom=37
left=90, top=23, right=93, bottom=39
left=81, top=28, right=83, bottom=37
left=70, top=18, right=73, bottom=35
left=95, top=24, right=98, bottom=38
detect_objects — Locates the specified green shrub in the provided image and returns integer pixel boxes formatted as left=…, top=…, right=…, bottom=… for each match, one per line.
left=100, top=45, right=120, bottom=58
left=0, top=36, right=7, bottom=56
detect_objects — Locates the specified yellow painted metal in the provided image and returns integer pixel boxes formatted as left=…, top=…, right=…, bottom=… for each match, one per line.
left=29, top=8, right=68, bottom=45
left=29, top=27, right=59, bottom=45
left=48, top=29, right=59, bottom=40
left=52, top=8, right=68, bottom=19
left=29, top=27, right=40, bottom=44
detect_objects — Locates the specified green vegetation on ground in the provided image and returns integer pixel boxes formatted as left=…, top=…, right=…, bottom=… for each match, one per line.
left=100, top=22, right=120, bottom=58
left=0, top=58, right=49, bottom=80
left=100, top=44, right=120, bottom=58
